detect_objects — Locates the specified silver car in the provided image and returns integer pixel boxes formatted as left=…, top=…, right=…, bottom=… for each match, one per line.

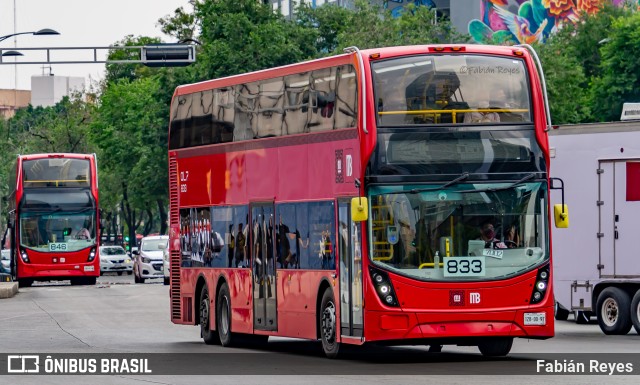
left=99, top=246, right=133, bottom=276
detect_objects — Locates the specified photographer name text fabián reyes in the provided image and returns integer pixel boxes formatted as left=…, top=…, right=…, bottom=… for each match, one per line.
left=536, top=359, right=633, bottom=375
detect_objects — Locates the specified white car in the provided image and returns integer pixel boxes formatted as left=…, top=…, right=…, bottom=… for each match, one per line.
left=133, top=235, right=168, bottom=283
left=1, top=249, right=11, bottom=275
left=162, top=243, right=170, bottom=286
left=99, top=245, right=132, bottom=276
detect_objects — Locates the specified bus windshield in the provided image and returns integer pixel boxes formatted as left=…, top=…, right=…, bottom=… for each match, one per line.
left=19, top=211, right=96, bottom=252
left=23, top=158, right=91, bottom=188
left=368, top=182, right=548, bottom=281
left=372, top=54, right=531, bottom=126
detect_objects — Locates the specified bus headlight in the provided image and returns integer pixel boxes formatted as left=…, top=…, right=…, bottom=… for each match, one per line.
left=369, top=268, right=399, bottom=307
left=530, top=265, right=550, bottom=304
left=87, top=247, right=97, bottom=262
left=20, top=250, right=30, bottom=263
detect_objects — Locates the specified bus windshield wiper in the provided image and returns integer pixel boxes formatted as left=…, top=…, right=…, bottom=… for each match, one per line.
left=408, top=172, right=470, bottom=194
left=458, top=172, right=538, bottom=194
left=382, top=172, right=471, bottom=195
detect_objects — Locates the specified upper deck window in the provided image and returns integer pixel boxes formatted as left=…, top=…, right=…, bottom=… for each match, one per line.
left=372, top=55, right=532, bottom=126
left=169, top=64, right=358, bottom=150
left=22, top=158, right=91, bottom=188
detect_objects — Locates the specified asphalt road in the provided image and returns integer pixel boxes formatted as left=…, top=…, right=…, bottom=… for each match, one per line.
left=1, top=274, right=638, bottom=384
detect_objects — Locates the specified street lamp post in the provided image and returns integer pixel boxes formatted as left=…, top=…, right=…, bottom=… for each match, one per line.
left=0, top=28, right=59, bottom=44
left=0, top=28, right=59, bottom=109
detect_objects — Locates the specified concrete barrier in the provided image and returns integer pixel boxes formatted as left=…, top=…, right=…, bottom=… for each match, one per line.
left=0, top=282, right=18, bottom=299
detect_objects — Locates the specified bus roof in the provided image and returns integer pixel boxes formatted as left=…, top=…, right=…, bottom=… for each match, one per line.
left=18, top=153, right=95, bottom=161
left=173, top=44, right=530, bottom=97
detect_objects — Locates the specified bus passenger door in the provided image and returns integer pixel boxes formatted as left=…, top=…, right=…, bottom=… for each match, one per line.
left=338, top=200, right=363, bottom=338
left=251, top=203, right=277, bottom=331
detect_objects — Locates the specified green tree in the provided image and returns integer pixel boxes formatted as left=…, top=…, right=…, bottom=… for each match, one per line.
left=592, top=11, right=640, bottom=122
left=334, top=1, right=467, bottom=52
left=294, top=3, right=351, bottom=54
left=538, top=40, right=592, bottom=124
left=91, top=77, right=168, bottom=238
left=192, top=0, right=316, bottom=80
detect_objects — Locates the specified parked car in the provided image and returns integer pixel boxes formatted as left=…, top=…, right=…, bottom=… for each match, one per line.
left=99, top=245, right=132, bottom=276
left=133, top=235, right=168, bottom=283
left=162, top=242, right=170, bottom=286
left=1, top=249, right=10, bottom=274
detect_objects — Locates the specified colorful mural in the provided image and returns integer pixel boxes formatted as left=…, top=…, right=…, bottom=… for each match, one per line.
left=468, top=0, right=639, bottom=44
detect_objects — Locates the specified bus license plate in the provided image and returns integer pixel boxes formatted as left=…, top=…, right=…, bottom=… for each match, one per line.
left=524, top=312, right=546, bottom=326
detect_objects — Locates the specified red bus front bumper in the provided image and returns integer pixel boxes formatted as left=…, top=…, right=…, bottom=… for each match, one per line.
left=363, top=305, right=554, bottom=342
left=19, top=262, right=99, bottom=279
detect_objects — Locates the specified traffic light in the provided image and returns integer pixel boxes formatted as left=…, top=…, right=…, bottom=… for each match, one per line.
left=124, top=236, right=130, bottom=242
left=142, top=44, right=195, bottom=67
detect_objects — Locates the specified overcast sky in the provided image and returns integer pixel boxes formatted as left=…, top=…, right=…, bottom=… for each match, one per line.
left=0, top=0, right=189, bottom=90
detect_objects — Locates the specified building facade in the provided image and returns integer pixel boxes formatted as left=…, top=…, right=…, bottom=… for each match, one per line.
left=0, top=89, right=30, bottom=119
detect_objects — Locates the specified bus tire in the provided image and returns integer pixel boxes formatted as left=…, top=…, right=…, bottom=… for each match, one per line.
left=164, top=277, right=170, bottom=286
left=631, top=290, right=640, bottom=335
left=85, top=277, right=96, bottom=285
left=199, top=285, right=221, bottom=345
left=554, top=301, right=569, bottom=321
left=597, top=287, right=632, bottom=335
left=217, top=283, right=234, bottom=347
left=478, top=337, right=513, bottom=357
left=319, top=288, right=340, bottom=358
left=18, top=279, right=33, bottom=288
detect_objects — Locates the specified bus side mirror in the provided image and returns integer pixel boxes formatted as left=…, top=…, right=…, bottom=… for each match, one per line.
left=554, top=204, right=569, bottom=228
left=351, top=197, right=368, bottom=222
left=549, top=177, right=569, bottom=228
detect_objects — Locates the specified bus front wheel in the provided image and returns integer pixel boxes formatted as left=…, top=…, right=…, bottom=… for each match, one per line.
left=319, top=288, right=340, bottom=358
left=478, top=337, right=513, bottom=357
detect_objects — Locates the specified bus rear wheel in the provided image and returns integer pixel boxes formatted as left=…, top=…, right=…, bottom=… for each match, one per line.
left=199, top=285, right=220, bottom=345
left=217, top=283, right=234, bottom=347
left=319, top=288, right=340, bottom=358
left=478, top=337, right=513, bottom=357
left=597, top=287, right=632, bottom=335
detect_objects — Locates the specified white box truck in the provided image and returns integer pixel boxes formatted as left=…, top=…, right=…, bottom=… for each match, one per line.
left=549, top=121, right=640, bottom=335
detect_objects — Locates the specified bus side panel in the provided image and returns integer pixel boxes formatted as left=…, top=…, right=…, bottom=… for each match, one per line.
left=276, top=270, right=333, bottom=340
left=227, top=268, right=253, bottom=334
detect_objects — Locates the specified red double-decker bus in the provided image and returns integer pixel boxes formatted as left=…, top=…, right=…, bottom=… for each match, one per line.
left=6, top=153, right=100, bottom=287
left=168, top=44, right=563, bottom=357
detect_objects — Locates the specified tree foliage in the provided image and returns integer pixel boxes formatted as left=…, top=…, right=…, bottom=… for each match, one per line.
left=592, top=11, right=640, bottom=121
left=537, top=4, right=637, bottom=124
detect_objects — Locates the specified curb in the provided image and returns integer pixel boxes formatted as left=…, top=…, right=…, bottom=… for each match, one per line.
left=0, top=282, right=18, bottom=299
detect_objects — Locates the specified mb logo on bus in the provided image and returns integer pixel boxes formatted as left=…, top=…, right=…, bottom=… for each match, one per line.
left=335, top=150, right=353, bottom=184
